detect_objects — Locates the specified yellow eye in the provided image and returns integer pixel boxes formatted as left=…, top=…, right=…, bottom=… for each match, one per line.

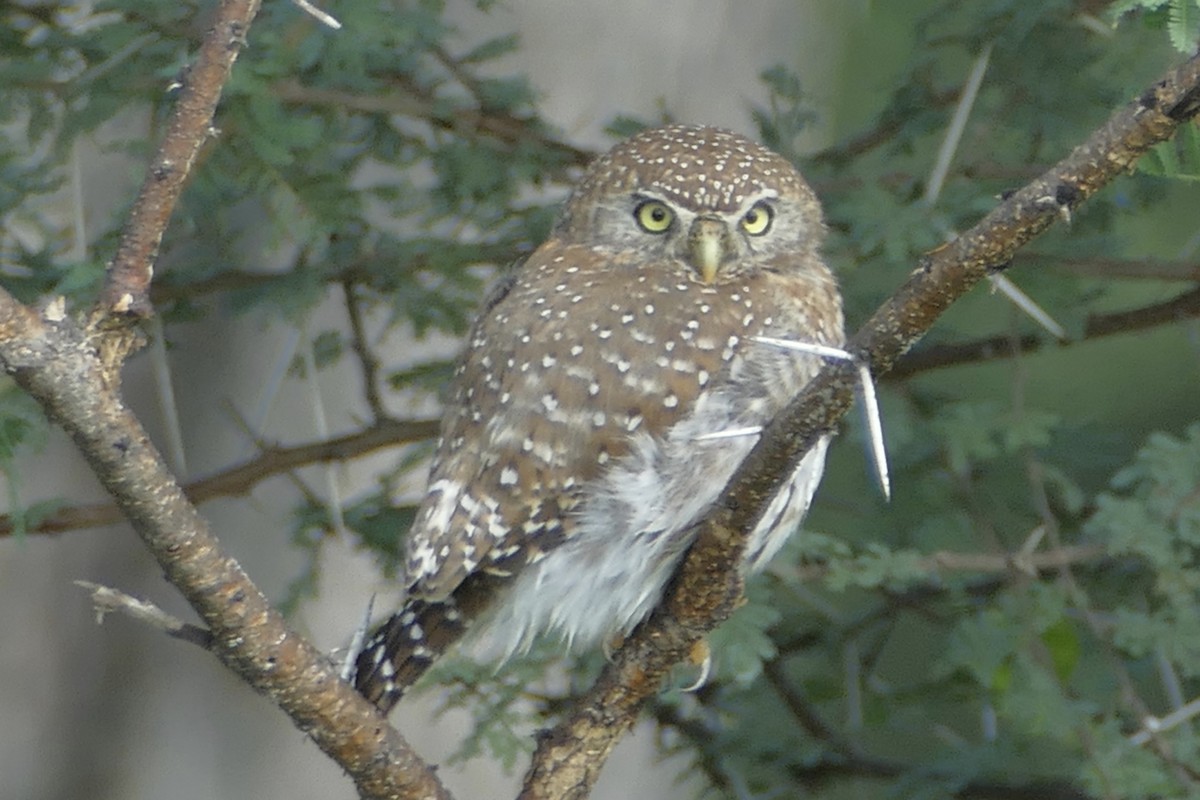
left=740, top=202, right=774, bottom=236
left=634, top=200, right=674, bottom=233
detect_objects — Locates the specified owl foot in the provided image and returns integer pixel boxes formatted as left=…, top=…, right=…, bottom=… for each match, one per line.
left=602, top=633, right=626, bottom=662
left=681, top=638, right=712, bottom=692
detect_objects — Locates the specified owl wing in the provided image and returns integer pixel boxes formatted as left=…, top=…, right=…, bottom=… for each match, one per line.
left=403, top=244, right=741, bottom=600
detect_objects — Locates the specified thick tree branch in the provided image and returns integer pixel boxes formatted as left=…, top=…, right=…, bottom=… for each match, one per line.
left=100, top=0, right=262, bottom=320
left=520, top=52, right=1200, bottom=800
left=0, top=292, right=450, bottom=798
left=0, top=418, right=437, bottom=538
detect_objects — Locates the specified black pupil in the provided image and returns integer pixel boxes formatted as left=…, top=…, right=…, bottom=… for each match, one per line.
left=651, top=207, right=666, bottom=222
left=747, top=210, right=759, bottom=224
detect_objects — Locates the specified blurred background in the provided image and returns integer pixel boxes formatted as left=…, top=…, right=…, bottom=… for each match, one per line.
left=0, top=2, right=1197, bottom=799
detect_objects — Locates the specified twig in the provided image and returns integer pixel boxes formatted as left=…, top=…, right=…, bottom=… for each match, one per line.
left=148, top=315, right=189, bottom=476
left=762, top=658, right=864, bottom=759
left=0, top=418, right=437, bottom=538
left=99, top=0, right=263, bottom=320
left=1042, top=254, right=1200, bottom=281
left=343, top=279, right=387, bottom=420
left=299, top=320, right=348, bottom=537
left=654, top=690, right=1097, bottom=800
left=810, top=86, right=961, bottom=167
left=518, top=52, right=1200, bottom=800
left=75, top=580, right=214, bottom=649
left=149, top=241, right=522, bottom=305
left=272, top=79, right=592, bottom=169
left=890, top=284, right=1200, bottom=377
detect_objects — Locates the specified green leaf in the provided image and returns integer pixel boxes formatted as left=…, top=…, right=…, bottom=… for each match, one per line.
left=1167, top=0, right=1200, bottom=51
left=1040, top=618, right=1081, bottom=682
left=1139, top=125, right=1200, bottom=180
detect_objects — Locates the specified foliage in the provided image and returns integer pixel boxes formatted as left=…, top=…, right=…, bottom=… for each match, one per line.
left=1110, top=0, right=1200, bottom=52
left=1, top=0, right=1198, bottom=798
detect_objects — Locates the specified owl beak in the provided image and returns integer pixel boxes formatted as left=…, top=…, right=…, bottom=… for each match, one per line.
left=688, top=217, right=732, bottom=283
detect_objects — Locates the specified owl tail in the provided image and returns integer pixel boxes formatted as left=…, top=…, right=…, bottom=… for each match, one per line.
left=352, top=574, right=500, bottom=714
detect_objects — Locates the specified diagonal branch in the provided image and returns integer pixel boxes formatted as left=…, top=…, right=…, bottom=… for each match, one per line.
left=519, top=52, right=1200, bottom=800
left=0, top=293, right=451, bottom=799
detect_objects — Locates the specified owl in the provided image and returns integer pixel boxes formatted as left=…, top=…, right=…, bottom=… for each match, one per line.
left=354, top=124, right=844, bottom=712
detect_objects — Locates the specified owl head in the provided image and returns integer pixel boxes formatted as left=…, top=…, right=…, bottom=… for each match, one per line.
left=554, top=124, right=826, bottom=283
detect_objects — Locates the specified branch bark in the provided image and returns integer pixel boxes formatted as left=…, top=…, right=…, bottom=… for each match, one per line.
left=0, top=292, right=449, bottom=799
left=518, top=52, right=1200, bottom=800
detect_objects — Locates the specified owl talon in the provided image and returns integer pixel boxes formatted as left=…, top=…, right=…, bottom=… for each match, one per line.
left=682, top=639, right=712, bottom=692
left=602, top=633, right=626, bottom=662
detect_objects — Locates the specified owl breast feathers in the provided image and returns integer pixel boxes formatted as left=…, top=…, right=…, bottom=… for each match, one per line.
left=354, top=124, right=844, bottom=712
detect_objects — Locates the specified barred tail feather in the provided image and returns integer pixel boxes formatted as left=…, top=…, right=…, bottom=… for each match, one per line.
left=352, top=574, right=501, bottom=713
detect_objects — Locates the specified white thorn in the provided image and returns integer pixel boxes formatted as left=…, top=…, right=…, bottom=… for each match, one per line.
left=753, top=335, right=891, bottom=501
left=1017, top=524, right=1048, bottom=558
left=988, top=273, right=1069, bottom=340
left=693, top=425, right=763, bottom=442
left=923, top=41, right=993, bottom=207
left=1128, top=696, right=1200, bottom=746
left=857, top=362, right=891, bottom=501
left=301, top=321, right=348, bottom=537
left=149, top=315, right=188, bottom=478
left=751, top=335, right=854, bottom=362
left=292, top=0, right=342, bottom=28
